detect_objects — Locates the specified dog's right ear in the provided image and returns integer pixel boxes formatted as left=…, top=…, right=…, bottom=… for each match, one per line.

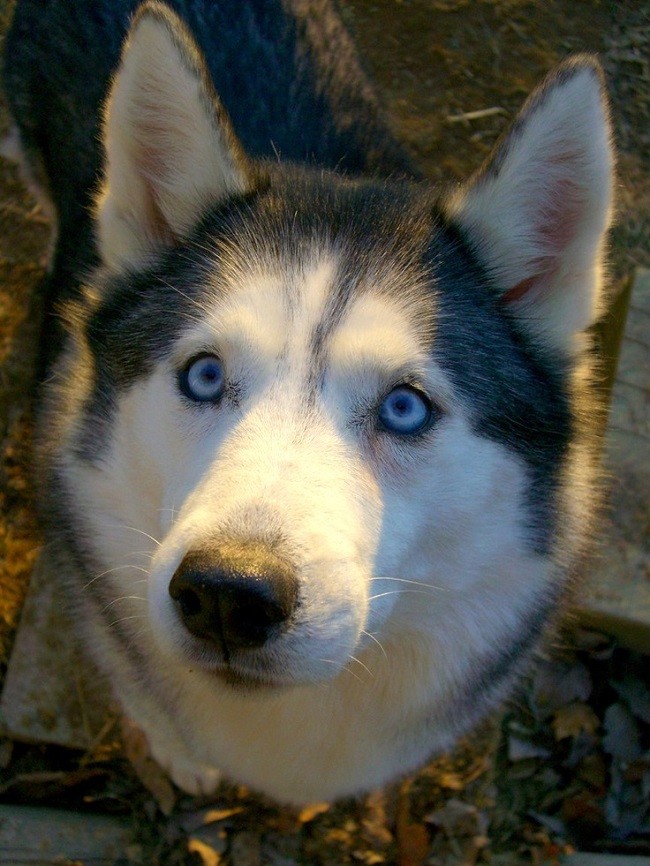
left=95, top=1, right=253, bottom=270
left=447, top=57, right=614, bottom=357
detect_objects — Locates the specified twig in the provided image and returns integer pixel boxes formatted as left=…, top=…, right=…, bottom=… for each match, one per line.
left=446, top=106, right=508, bottom=123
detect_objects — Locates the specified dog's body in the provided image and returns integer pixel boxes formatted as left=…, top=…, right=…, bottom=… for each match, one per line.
left=4, top=0, right=613, bottom=803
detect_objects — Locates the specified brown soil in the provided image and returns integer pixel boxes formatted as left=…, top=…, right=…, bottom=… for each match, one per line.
left=0, top=0, right=648, bottom=863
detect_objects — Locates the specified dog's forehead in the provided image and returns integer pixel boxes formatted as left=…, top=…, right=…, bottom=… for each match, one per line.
left=184, top=241, right=436, bottom=373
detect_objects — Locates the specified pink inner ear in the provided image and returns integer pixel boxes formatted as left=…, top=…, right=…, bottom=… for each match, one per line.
left=502, top=275, right=539, bottom=304
left=539, top=167, right=585, bottom=248
left=503, top=166, right=586, bottom=305
left=131, top=133, right=179, bottom=247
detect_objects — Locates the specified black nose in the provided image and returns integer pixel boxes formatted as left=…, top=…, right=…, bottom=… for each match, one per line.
left=169, top=542, right=298, bottom=655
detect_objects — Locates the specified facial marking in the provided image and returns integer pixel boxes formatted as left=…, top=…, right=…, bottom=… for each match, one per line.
left=177, top=253, right=340, bottom=391
left=329, top=292, right=430, bottom=378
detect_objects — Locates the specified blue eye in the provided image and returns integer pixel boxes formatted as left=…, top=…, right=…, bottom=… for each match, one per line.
left=179, top=354, right=225, bottom=403
left=378, top=386, right=433, bottom=435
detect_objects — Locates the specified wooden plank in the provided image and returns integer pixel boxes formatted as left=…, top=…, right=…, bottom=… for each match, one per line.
left=580, top=268, right=650, bottom=651
left=566, top=856, right=650, bottom=866
left=0, top=804, right=135, bottom=864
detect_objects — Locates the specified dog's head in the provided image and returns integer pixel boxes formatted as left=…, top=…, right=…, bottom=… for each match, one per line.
left=54, top=3, right=613, bottom=696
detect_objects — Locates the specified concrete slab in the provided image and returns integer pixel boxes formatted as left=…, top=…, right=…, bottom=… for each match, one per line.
left=580, top=269, right=650, bottom=651
left=0, top=552, right=112, bottom=749
left=0, top=804, right=136, bottom=864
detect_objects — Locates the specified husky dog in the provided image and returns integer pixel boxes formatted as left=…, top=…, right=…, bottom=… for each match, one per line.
left=4, top=0, right=613, bottom=803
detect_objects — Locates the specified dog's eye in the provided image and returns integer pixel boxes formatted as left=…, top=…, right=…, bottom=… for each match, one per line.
left=179, top=354, right=225, bottom=403
left=378, top=386, right=433, bottom=435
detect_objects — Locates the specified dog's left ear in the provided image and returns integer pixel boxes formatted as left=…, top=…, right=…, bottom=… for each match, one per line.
left=95, top=1, right=253, bottom=270
left=448, top=57, right=614, bottom=355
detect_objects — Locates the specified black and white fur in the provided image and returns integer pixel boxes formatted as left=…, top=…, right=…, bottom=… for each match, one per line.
left=4, top=0, right=613, bottom=803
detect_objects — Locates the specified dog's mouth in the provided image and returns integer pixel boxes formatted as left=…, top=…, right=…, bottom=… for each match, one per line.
left=178, top=630, right=349, bottom=690
left=181, top=634, right=309, bottom=690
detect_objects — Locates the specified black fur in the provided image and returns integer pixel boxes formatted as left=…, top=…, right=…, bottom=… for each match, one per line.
left=4, top=0, right=415, bottom=247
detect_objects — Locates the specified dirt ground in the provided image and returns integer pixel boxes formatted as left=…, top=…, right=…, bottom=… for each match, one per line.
left=0, top=0, right=648, bottom=863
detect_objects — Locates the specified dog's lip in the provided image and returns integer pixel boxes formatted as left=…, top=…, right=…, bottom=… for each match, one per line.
left=184, top=645, right=297, bottom=689
left=213, top=664, right=293, bottom=690
left=180, top=634, right=347, bottom=688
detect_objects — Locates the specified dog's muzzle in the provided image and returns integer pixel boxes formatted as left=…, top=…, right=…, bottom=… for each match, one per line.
left=169, top=541, right=299, bottom=658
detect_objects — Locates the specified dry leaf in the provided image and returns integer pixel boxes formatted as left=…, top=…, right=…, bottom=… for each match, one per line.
left=188, top=837, right=223, bottom=866
left=352, top=850, right=386, bottom=864
left=180, top=805, right=245, bottom=834
left=612, top=673, right=650, bottom=724
left=203, top=806, right=247, bottom=824
left=435, top=770, right=465, bottom=790
left=362, top=790, right=393, bottom=848
left=552, top=702, right=600, bottom=740
left=533, top=660, right=592, bottom=716
left=603, top=703, right=643, bottom=762
left=298, top=802, right=330, bottom=823
left=508, top=735, right=551, bottom=761
left=425, top=798, right=488, bottom=839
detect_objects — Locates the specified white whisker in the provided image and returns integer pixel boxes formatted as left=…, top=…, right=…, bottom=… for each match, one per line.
left=101, top=595, right=146, bottom=613
left=362, top=630, right=388, bottom=661
left=82, top=563, right=150, bottom=591
left=106, top=524, right=161, bottom=547
left=319, top=658, right=362, bottom=683
left=158, top=505, right=179, bottom=520
left=371, top=576, right=447, bottom=592
left=368, top=589, right=440, bottom=601
left=348, top=655, right=374, bottom=679
left=107, top=614, right=147, bottom=629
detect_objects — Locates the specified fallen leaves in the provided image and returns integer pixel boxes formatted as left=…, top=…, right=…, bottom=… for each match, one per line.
left=297, top=802, right=330, bottom=824
left=425, top=799, right=489, bottom=865
left=494, top=628, right=650, bottom=855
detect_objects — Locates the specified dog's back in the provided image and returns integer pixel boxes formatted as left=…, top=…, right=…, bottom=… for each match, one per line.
left=4, top=0, right=413, bottom=238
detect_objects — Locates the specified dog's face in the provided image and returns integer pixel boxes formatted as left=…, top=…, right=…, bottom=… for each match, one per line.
left=70, top=180, right=527, bottom=689
left=49, top=5, right=612, bottom=701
